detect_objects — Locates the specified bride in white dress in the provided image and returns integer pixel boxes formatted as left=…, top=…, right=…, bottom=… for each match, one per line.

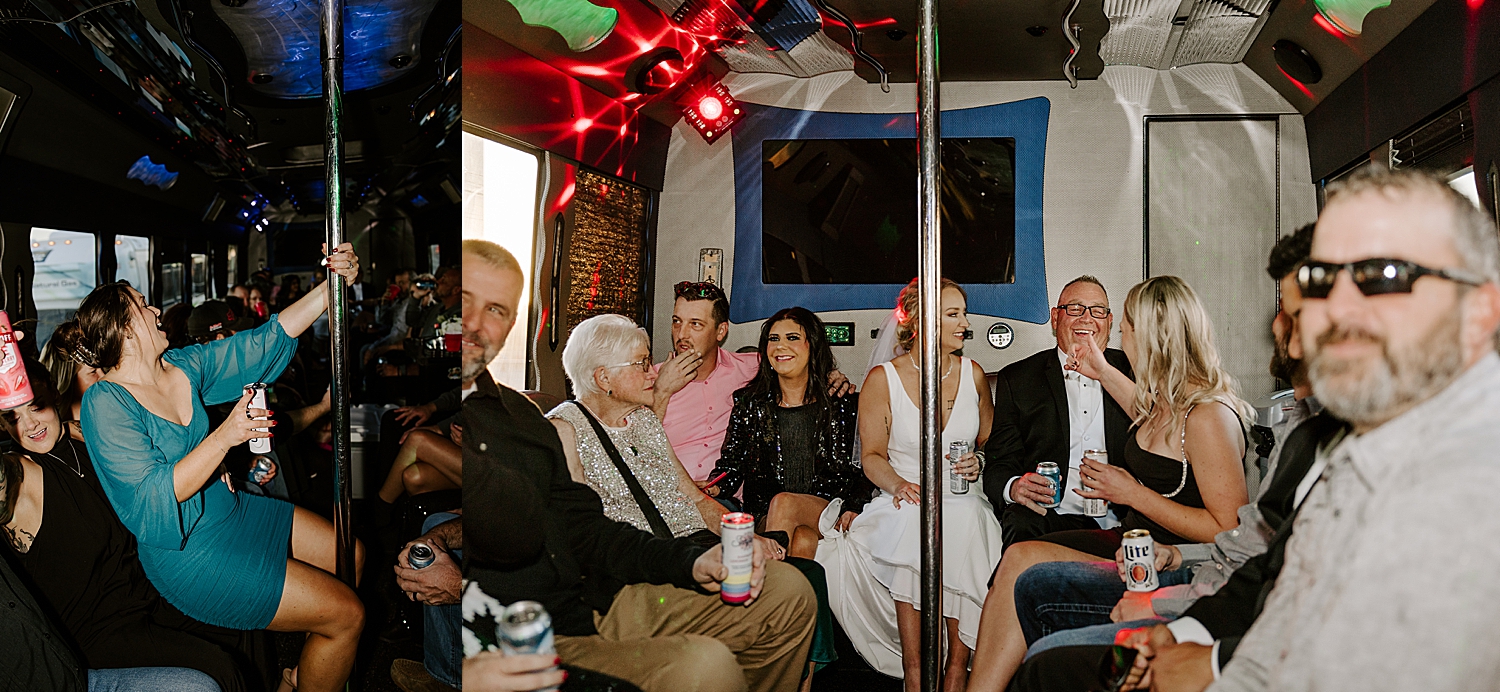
left=816, top=278, right=1005, bottom=691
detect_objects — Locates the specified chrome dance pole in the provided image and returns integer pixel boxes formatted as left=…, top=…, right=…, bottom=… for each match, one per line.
left=915, top=0, right=942, bottom=689
left=320, top=0, right=355, bottom=588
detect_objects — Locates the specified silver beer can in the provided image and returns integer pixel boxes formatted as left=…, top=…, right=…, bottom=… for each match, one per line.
left=1035, top=462, right=1062, bottom=508
left=949, top=441, right=971, bottom=494
left=407, top=543, right=436, bottom=570
left=498, top=601, right=560, bottom=692
left=1081, top=449, right=1109, bottom=517
left=249, top=455, right=276, bottom=485
left=1122, top=529, right=1159, bottom=592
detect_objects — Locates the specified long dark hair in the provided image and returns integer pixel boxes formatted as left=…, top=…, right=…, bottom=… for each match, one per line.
left=744, top=307, right=836, bottom=414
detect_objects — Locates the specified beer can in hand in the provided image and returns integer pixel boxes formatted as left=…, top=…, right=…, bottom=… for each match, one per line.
left=0, top=311, right=35, bottom=410
left=1081, top=449, right=1109, bottom=517
left=244, top=383, right=271, bottom=454
left=720, top=512, right=756, bottom=605
left=249, top=455, right=276, bottom=485
left=1122, top=529, right=1159, bottom=592
left=1036, top=462, right=1063, bottom=508
left=949, top=441, right=971, bottom=494
left=498, top=601, right=560, bottom=692
left=407, top=543, right=436, bottom=569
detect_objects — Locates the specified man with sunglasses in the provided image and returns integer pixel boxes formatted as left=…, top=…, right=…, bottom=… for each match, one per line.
left=1071, top=167, right=1500, bottom=692
left=650, top=281, right=851, bottom=495
left=983, top=276, right=1136, bottom=547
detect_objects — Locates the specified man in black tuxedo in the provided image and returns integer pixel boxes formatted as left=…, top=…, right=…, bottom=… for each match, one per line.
left=985, top=276, right=1135, bottom=547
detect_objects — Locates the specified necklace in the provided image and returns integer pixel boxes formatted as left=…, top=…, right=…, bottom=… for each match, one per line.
left=907, top=352, right=955, bottom=380
left=45, top=435, right=85, bottom=479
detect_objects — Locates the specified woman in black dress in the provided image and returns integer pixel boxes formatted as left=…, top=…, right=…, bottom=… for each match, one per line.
left=707, top=307, right=870, bottom=559
left=0, top=357, right=253, bottom=691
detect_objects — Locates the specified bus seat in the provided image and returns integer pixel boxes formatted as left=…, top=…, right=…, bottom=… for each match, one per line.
left=524, top=390, right=564, bottom=412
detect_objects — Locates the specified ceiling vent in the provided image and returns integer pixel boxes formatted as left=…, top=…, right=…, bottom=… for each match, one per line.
left=1100, top=0, right=1274, bottom=69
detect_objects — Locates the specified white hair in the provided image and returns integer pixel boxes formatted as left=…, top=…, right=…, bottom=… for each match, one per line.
left=562, top=314, right=650, bottom=398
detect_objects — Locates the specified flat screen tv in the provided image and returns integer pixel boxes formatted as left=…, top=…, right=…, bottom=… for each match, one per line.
left=761, top=138, right=1016, bottom=285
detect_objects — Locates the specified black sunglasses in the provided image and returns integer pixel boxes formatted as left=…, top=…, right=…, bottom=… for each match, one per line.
left=1296, top=258, right=1483, bottom=299
left=675, top=281, right=725, bottom=301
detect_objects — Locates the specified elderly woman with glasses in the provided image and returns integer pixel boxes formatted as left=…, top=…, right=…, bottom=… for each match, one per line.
left=547, top=314, right=733, bottom=542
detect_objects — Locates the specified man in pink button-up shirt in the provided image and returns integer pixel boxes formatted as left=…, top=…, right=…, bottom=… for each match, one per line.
left=651, top=282, right=849, bottom=487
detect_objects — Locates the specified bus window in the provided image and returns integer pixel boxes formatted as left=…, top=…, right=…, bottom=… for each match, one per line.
left=115, top=235, right=152, bottom=297
left=462, top=131, right=539, bottom=389
left=31, top=229, right=96, bottom=348
left=190, top=254, right=209, bottom=306
left=160, top=262, right=185, bottom=309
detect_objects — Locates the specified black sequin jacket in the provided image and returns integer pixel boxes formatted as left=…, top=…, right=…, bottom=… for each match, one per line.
left=709, top=388, right=873, bottom=518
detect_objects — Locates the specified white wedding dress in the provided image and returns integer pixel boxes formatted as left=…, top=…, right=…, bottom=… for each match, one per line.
left=815, top=357, right=1006, bottom=677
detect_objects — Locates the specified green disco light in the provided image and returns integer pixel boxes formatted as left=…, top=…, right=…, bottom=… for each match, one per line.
left=506, top=0, right=619, bottom=52
left=1313, top=0, right=1392, bottom=36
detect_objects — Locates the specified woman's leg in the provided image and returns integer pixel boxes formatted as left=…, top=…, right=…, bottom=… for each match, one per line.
left=897, top=600, right=922, bottom=692
left=943, top=617, right=970, bottom=692
left=765, top=493, right=829, bottom=537
left=378, top=431, right=460, bottom=502
left=965, top=541, right=1106, bottom=692
left=789, top=525, right=820, bottom=560
left=267, top=559, right=366, bottom=692
left=401, top=462, right=461, bottom=496
left=290, top=505, right=366, bottom=586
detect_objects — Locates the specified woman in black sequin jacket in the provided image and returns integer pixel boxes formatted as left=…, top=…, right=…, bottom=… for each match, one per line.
left=706, top=307, right=873, bottom=558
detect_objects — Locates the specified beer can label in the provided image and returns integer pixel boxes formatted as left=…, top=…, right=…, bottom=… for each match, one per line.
left=720, top=512, right=755, bottom=604
left=246, top=384, right=271, bottom=454
left=1036, top=462, right=1062, bottom=508
left=1081, top=449, right=1109, bottom=517
left=1122, top=529, right=1159, bottom=592
left=498, top=601, right=556, bottom=656
left=948, top=441, right=970, bottom=494
left=0, top=311, right=35, bottom=410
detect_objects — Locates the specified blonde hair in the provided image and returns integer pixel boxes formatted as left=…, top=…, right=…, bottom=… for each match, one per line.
left=895, top=277, right=966, bottom=353
left=463, top=239, right=523, bottom=276
left=1122, top=276, right=1252, bottom=430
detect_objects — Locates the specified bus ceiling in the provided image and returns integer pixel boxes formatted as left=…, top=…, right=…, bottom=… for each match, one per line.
left=0, top=0, right=459, bottom=238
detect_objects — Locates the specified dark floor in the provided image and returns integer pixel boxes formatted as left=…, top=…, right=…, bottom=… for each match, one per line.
left=813, top=622, right=903, bottom=692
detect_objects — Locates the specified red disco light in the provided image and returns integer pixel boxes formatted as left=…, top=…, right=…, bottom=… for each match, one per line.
left=680, top=80, right=741, bottom=143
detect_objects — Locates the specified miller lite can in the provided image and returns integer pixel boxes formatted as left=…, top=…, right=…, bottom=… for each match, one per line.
left=1036, top=462, right=1063, bottom=508
left=249, top=455, right=276, bottom=485
left=498, top=601, right=559, bottom=692
left=244, top=383, right=271, bottom=454
left=407, top=543, right=436, bottom=570
left=1081, top=449, right=1109, bottom=517
left=948, top=441, right=971, bottom=494
left=720, top=512, right=756, bottom=605
left=1122, top=529, right=1159, bottom=592
left=0, top=311, right=34, bottom=410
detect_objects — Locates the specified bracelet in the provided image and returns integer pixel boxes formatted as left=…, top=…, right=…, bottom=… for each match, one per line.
left=973, top=450, right=986, bottom=472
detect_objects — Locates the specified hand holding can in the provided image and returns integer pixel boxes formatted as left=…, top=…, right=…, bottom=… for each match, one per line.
left=719, top=513, right=756, bottom=605
left=497, top=601, right=560, bottom=692
left=1080, top=449, right=1109, bottom=517
left=244, top=383, right=272, bottom=454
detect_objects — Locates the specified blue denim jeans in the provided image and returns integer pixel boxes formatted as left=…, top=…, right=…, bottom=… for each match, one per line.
left=1013, top=560, right=1193, bottom=647
left=1024, top=619, right=1166, bottom=660
left=88, top=668, right=220, bottom=692
left=424, top=512, right=462, bottom=689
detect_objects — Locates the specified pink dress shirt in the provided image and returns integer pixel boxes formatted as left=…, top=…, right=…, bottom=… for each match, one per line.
left=656, top=348, right=761, bottom=481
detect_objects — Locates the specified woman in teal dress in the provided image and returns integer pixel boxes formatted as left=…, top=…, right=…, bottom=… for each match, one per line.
left=68, top=243, right=364, bottom=692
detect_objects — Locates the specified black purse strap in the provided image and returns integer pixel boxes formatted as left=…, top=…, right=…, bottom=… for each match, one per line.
left=571, top=402, right=674, bottom=540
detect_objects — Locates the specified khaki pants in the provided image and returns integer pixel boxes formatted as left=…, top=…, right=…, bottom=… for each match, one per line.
left=555, top=560, right=816, bottom=692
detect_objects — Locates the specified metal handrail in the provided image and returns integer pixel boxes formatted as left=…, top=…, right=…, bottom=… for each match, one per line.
left=915, top=0, right=942, bottom=689
left=320, top=0, right=355, bottom=589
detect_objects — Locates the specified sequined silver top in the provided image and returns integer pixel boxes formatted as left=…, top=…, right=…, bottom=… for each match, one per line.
left=547, top=403, right=708, bottom=538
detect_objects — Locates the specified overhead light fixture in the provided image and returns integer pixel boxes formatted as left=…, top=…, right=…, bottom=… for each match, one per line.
left=1312, top=0, right=1391, bottom=36
left=505, top=0, right=618, bottom=52
left=626, top=48, right=686, bottom=95
left=1273, top=40, right=1323, bottom=84
left=679, top=80, right=741, bottom=144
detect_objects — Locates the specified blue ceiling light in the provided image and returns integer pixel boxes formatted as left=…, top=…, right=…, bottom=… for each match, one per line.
left=127, top=156, right=180, bottom=190
left=213, top=0, right=440, bottom=99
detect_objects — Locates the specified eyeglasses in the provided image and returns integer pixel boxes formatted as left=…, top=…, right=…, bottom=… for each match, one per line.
left=1055, top=304, right=1111, bottom=319
left=607, top=356, right=654, bottom=373
left=1296, top=258, right=1483, bottom=299
left=675, top=281, right=725, bottom=301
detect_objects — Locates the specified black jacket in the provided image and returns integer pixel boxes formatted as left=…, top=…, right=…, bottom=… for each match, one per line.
left=463, top=372, right=710, bottom=637
left=1180, top=412, right=1348, bottom=667
left=0, top=550, right=86, bottom=692
left=711, top=389, right=873, bottom=518
left=983, top=347, right=1134, bottom=518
